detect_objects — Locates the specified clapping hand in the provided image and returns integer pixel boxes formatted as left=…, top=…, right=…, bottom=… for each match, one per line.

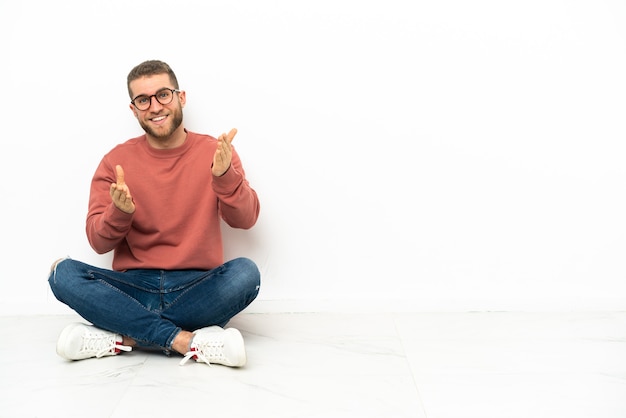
left=212, top=128, right=237, bottom=177
left=110, top=165, right=135, bottom=214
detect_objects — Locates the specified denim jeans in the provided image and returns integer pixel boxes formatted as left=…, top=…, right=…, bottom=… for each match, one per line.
left=48, top=257, right=260, bottom=351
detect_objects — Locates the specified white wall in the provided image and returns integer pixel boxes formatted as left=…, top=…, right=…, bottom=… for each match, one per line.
left=1, top=0, right=625, bottom=315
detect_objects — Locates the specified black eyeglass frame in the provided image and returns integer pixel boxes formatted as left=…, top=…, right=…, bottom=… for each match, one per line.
left=131, top=88, right=181, bottom=110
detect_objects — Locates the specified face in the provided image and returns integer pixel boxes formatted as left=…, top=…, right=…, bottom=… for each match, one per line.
left=129, top=73, right=186, bottom=142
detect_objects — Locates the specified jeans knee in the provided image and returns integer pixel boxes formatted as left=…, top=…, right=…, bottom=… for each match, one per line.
left=49, top=257, right=66, bottom=286
left=234, top=257, right=260, bottom=287
left=48, top=257, right=76, bottom=294
left=49, top=257, right=67, bottom=274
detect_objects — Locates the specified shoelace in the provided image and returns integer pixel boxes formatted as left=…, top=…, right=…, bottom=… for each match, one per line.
left=80, top=332, right=132, bottom=358
left=179, top=340, right=226, bottom=366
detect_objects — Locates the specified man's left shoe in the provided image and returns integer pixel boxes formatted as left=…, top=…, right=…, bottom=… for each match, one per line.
left=179, top=326, right=247, bottom=367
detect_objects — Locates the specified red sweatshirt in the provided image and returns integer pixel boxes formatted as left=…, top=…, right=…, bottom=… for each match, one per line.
left=86, top=131, right=260, bottom=271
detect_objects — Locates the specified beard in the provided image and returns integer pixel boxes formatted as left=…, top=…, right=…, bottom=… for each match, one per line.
left=139, top=105, right=184, bottom=141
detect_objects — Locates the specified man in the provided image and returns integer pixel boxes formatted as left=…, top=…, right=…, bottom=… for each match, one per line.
left=48, top=60, right=261, bottom=367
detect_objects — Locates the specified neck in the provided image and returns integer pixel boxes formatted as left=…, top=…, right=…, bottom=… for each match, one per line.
left=146, top=126, right=187, bottom=149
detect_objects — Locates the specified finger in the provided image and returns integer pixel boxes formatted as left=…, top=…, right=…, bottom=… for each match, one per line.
left=226, top=128, right=237, bottom=143
left=115, top=165, right=125, bottom=186
left=111, top=186, right=123, bottom=201
left=119, top=185, right=132, bottom=199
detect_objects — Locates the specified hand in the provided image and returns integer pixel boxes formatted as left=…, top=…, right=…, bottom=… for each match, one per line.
left=109, top=165, right=135, bottom=214
left=212, top=128, right=237, bottom=177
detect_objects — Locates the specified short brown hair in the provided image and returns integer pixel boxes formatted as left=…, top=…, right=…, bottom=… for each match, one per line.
left=127, top=60, right=179, bottom=98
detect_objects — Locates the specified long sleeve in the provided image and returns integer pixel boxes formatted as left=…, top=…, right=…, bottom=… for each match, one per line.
left=86, top=159, right=135, bottom=254
left=212, top=149, right=260, bottom=230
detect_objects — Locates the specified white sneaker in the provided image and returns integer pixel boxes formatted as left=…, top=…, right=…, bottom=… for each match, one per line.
left=179, top=326, right=247, bottom=367
left=56, top=323, right=132, bottom=360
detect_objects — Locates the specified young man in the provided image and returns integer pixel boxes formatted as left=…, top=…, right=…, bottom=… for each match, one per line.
left=48, top=60, right=261, bottom=367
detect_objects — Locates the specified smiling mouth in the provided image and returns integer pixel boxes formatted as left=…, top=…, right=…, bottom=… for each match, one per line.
left=150, top=115, right=168, bottom=123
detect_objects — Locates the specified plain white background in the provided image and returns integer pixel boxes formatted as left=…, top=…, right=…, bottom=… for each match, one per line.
left=1, top=0, right=625, bottom=315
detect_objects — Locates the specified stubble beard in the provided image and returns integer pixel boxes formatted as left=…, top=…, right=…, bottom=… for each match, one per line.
left=140, top=107, right=184, bottom=142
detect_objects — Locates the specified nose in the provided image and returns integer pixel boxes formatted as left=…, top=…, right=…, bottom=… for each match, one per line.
left=147, top=95, right=164, bottom=112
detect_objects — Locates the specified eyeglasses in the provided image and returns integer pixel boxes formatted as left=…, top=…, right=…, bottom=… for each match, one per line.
left=131, top=88, right=180, bottom=110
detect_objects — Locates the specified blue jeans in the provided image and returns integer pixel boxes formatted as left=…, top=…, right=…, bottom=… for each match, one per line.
left=48, top=257, right=260, bottom=351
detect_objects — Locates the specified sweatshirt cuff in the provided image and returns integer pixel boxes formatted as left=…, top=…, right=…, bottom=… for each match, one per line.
left=105, top=202, right=134, bottom=227
left=212, top=165, right=241, bottom=194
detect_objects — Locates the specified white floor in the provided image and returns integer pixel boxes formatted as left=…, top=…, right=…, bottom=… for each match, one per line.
left=1, top=312, right=625, bottom=418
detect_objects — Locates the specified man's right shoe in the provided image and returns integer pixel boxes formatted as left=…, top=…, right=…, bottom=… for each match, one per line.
left=56, top=323, right=132, bottom=360
left=179, top=326, right=247, bottom=367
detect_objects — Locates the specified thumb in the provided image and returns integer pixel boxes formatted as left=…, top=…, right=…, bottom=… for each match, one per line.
left=115, top=165, right=125, bottom=186
left=226, top=128, right=238, bottom=143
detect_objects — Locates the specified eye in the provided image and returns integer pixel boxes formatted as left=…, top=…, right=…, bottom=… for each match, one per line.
left=136, top=96, right=149, bottom=105
left=158, top=90, right=171, bottom=99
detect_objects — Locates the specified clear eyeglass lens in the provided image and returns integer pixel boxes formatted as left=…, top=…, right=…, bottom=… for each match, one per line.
left=134, top=89, right=174, bottom=110
left=156, top=89, right=173, bottom=104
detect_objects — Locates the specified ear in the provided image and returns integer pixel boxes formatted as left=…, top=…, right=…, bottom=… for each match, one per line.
left=178, top=90, right=186, bottom=108
left=129, top=103, right=138, bottom=117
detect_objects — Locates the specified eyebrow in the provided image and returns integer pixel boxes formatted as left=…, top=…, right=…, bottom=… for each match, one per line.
left=132, top=87, right=173, bottom=99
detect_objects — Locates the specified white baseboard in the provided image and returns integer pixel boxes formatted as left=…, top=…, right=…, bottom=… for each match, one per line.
left=243, top=297, right=626, bottom=314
